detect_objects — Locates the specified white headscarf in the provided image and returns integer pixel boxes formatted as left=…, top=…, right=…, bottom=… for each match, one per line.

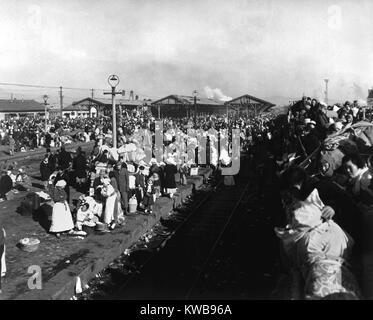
left=56, top=180, right=67, bottom=188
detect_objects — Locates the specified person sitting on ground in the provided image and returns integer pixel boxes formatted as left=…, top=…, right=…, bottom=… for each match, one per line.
left=14, top=168, right=32, bottom=191
left=75, top=197, right=100, bottom=231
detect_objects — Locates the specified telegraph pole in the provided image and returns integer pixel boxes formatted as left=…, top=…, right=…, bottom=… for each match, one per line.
left=104, top=75, right=121, bottom=148
left=324, top=79, right=329, bottom=106
left=193, top=90, right=198, bottom=127
left=59, top=86, right=63, bottom=118
left=43, top=95, right=49, bottom=132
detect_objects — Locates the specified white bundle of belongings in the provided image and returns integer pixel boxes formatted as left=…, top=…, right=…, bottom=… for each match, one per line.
left=60, top=136, right=73, bottom=144
left=275, top=189, right=359, bottom=299
left=219, top=149, right=231, bottom=166
left=118, top=143, right=137, bottom=154
left=35, top=191, right=51, bottom=201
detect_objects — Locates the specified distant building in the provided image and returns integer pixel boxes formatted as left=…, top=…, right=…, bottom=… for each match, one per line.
left=225, top=94, right=276, bottom=117
left=368, top=89, right=373, bottom=108
left=51, top=97, right=149, bottom=119
left=150, top=94, right=276, bottom=119
left=0, top=99, right=46, bottom=120
left=151, top=95, right=226, bottom=118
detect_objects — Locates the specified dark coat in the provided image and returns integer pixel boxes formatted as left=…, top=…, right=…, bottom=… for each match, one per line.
left=0, top=175, right=13, bottom=197
left=118, top=168, right=130, bottom=193
left=58, top=150, right=72, bottom=170
left=54, top=171, right=70, bottom=202
left=73, top=154, right=87, bottom=178
left=164, top=164, right=177, bottom=189
left=49, top=186, right=67, bottom=203
left=315, top=112, right=330, bottom=139
left=135, top=173, right=146, bottom=189
left=48, top=154, right=56, bottom=172
left=40, top=161, right=51, bottom=181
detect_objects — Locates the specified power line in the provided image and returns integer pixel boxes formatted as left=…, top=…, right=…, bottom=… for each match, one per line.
left=0, top=81, right=162, bottom=100
left=0, top=81, right=107, bottom=91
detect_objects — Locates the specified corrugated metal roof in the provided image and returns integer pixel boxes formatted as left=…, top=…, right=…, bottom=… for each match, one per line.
left=0, top=99, right=45, bottom=113
left=63, top=97, right=148, bottom=111
left=225, top=94, right=275, bottom=107
left=151, top=95, right=224, bottom=106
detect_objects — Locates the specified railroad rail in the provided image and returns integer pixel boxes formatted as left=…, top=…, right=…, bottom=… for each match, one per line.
left=77, top=156, right=255, bottom=300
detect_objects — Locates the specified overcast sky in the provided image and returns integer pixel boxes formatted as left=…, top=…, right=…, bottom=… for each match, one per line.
left=0, top=0, right=372, bottom=105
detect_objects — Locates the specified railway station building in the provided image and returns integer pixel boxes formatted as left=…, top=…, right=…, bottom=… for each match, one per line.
left=150, top=95, right=226, bottom=118
left=57, top=97, right=150, bottom=119
left=150, top=94, right=275, bottom=119
left=0, top=99, right=46, bottom=120
left=224, top=94, right=276, bottom=118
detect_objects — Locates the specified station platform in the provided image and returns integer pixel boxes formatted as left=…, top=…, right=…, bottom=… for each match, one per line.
left=0, top=141, right=95, bottom=164
left=0, top=167, right=212, bottom=300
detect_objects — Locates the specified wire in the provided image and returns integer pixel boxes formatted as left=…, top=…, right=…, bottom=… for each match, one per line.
left=0, top=82, right=160, bottom=100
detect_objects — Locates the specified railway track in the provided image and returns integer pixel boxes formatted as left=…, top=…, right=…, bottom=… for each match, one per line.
left=76, top=155, right=280, bottom=300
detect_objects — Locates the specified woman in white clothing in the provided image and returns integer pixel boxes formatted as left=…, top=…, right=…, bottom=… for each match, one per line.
left=49, top=180, right=74, bottom=238
left=101, top=178, right=117, bottom=227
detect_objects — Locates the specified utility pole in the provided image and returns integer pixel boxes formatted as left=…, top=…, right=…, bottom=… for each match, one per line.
left=59, top=86, right=63, bottom=118
left=104, top=75, right=121, bottom=148
left=43, top=95, right=49, bottom=132
left=193, top=90, right=198, bottom=127
left=324, top=79, right=329, bottom=106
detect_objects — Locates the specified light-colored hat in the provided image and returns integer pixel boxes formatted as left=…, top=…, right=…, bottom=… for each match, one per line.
left=138, top=160, right=147, bottom=167
left=319, top=101, right=327, bottom=107
left=56, top=180, right=67, bottom=188
left=149, top=158, right=158, bottom=165
left=335, top=122, right=343, bottom=131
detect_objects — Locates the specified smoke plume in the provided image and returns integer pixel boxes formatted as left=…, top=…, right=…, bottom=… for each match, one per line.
left=204, top=86, right=232, bottom=102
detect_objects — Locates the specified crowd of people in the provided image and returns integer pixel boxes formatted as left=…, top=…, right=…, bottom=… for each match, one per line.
left=249, top=96, right=373, bottom=299
left=1, top=97, right=373, bottom=298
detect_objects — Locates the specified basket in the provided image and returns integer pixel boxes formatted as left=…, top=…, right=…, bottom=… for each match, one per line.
left=18, top=238, right=40, bottom=252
